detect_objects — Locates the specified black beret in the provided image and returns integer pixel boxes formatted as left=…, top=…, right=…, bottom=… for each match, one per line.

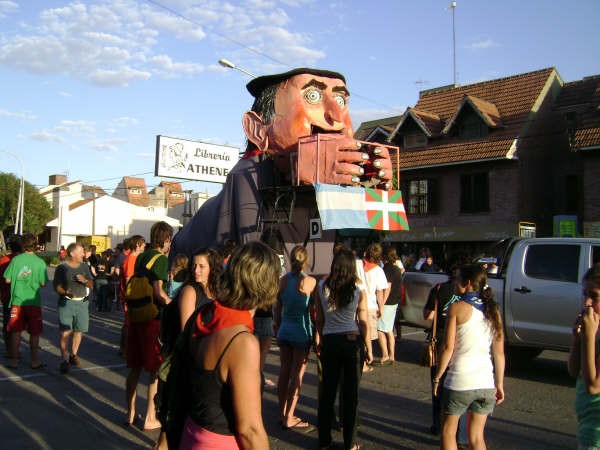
left=246, top=67, right=346, bottom=98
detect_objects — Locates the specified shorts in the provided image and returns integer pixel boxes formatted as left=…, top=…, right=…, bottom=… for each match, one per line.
left=368, top=309, right=378, bottom=340
left=127, top=319, right=163, bottom=373
left=7, top=305, right=43, bottom=335
left=442, top=387, right=496, bottom=416
left=58, top=297, right=90, bottom=332
left=377, top=304, right=398, bottom=333
left=277, top=338, right=311, bottom=352
left=254, top=316, right=274, bottom=338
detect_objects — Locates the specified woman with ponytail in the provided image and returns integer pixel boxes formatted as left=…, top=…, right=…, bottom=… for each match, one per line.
left=433, top=264, right=505, bottom=450
left=274, top=245, right=317, bottom=429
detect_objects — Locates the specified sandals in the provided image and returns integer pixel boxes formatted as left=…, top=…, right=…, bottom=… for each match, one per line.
left=282, top=417, right=313, bottom=431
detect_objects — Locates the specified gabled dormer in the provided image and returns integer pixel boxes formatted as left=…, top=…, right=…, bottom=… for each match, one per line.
left=364, top=125, right=393, bottom=143
left=442, top=95, right=503, bottom=139
left=388, top=108, right=443, bottom=149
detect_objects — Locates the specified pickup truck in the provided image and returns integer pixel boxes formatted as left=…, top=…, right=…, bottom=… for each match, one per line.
left=401, top=237, right=600, bottom=359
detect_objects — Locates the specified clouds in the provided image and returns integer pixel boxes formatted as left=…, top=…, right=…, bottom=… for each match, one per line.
left=28, top=117, right=137, bottom=156
left=465, top=38, right=499, bottom=50
left=0, top=1, right=17, bottom=19
left=31, top=130, right=65, bottom=143
left=0, top=1, right=325, bottom=87
left=0, top=107, right=37, bottom=120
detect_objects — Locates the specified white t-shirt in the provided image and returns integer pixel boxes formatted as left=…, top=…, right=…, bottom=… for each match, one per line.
left=363, top=264, right=388, bottom=310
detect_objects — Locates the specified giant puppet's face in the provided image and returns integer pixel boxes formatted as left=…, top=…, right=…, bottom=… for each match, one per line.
left=265, top=73, right=354, bottom=153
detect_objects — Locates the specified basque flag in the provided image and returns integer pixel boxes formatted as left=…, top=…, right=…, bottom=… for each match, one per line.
left=314, top=183, right=409, bottom=231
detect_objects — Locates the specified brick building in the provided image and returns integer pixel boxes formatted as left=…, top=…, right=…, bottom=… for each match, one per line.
left=355, top=67, right=600, bottom=262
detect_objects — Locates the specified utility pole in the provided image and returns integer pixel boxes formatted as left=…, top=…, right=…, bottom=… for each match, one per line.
left=450, top=1, right=457, bottom=85
left=0, top=149, right=24, bottom=235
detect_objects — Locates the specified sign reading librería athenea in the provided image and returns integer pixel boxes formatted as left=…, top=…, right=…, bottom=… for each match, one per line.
left=155, top=135, right=240, bottom=183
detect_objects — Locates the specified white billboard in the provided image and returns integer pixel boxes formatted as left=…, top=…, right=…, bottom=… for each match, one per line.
left=155, top=135, right=240, bottom=183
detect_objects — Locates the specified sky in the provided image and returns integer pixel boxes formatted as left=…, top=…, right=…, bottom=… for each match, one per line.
left=0, top=0, right=599, bottom=196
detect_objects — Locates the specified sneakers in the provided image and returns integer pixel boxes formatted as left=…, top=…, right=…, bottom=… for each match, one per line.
left=60, top=360, right=70, bottom=374
left=69, top=354, right=80, bottom=366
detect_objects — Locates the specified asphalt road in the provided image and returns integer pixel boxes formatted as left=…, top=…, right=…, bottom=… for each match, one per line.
left=0, top=271, right=578, bottom=449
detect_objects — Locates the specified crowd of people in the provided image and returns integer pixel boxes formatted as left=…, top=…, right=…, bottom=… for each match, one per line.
left=1, top=228, right=598, bottom=450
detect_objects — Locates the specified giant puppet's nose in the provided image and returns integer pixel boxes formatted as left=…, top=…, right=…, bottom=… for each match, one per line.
left=323, top=94, right=344, bottom=127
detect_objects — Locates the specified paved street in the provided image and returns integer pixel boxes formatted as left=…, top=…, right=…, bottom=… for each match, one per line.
left=0, top=271, right=578, bottom=449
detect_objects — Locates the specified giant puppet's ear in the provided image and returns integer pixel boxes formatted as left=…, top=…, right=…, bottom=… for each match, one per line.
left=242, top=111, right=269, bottom=153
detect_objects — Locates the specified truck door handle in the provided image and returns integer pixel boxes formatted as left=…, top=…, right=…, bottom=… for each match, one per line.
left=514, top=286, right=531, bottom=294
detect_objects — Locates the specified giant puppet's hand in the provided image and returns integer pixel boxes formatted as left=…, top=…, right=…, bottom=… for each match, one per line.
left=292, top=134, right=394, bottom=189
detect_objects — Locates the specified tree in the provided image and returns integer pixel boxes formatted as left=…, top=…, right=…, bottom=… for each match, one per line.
left=0, top=172, right=54, bottom=236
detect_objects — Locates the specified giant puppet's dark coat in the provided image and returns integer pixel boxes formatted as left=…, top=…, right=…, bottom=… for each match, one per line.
left=170, top=154, right=336, bottom=275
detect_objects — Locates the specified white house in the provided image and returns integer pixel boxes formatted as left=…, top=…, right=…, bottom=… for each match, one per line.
left=41, top=175, right=181, bottom=251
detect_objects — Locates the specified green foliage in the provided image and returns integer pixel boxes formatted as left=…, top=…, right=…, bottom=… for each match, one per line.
left=0, top=172, right=54, bottom=235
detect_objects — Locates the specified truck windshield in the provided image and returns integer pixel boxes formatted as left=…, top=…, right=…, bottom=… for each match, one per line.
left=474, top=238, right=514, bottom=276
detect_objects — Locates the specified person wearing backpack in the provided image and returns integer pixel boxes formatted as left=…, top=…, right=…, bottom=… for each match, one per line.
left=125, top=221, right=173, bottom=431
left=174, top=241, right=279, bottom=449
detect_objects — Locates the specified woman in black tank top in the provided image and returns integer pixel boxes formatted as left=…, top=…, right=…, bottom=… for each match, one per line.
left=179, top=242, right=280, bottom=450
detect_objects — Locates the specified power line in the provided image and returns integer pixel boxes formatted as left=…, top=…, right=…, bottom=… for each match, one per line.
left=142, top=0, right=402, bottom=113
left=144, top=0, right=287, bottom=67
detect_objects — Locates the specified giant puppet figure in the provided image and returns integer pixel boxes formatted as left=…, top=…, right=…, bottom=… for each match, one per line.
left=171, top=68, right=392, bottom=274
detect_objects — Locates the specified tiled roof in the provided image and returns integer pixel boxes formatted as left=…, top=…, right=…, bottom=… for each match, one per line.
left=83, top=185, right=107, bottom=197
left=387, top=67, right=557, bottom=168
left=412, top=109, right=444, bottom=136
left=354, top=115, right=403, bottom=141
left=122, top=176, right=149, bottom=207
left=400, top=138, right=515, bottom=169
left=415, top=68, right=555, bottom=120
left=442, top=95, right=503, bottom=134
left=151, top=181, right=185, bottom=207
left=392, top=108, right=443, bottom=138
left=555, top=75, right=600, bottom=150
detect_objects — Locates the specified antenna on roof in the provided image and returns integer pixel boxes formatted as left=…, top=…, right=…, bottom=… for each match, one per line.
left=448, top=1, right=458, bottom=85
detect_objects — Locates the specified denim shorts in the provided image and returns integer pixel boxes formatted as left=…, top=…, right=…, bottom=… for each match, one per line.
left=277, top=338, right=311, bottom=352
left=442, top=387, right=496, bottom=416
left=58, top=297, right=90, bottom=332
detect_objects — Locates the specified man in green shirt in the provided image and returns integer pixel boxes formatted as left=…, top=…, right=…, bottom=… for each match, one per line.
left=4, top=233, right=48, bottom=369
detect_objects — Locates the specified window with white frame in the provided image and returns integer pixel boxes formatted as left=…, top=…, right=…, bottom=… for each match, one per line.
left=408, top=179, right=437, bottom=214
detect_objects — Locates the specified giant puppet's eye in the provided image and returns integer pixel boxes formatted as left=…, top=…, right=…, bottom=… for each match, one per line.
left=304, top=88, right=322, bottom=104
left=334, top=94, right=346, bottom=107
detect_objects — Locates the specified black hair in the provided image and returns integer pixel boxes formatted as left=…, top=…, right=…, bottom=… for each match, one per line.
left=325, top=247, right=358, bottom=309
left=8, top=235, right=23, bottom=253
left=245, top=83, right=279, bottom=152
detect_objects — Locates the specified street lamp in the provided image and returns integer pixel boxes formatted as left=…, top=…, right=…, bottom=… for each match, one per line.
left=218, top=58, right=256, bottom=78
left=0, top=149, right=24, bottom=235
